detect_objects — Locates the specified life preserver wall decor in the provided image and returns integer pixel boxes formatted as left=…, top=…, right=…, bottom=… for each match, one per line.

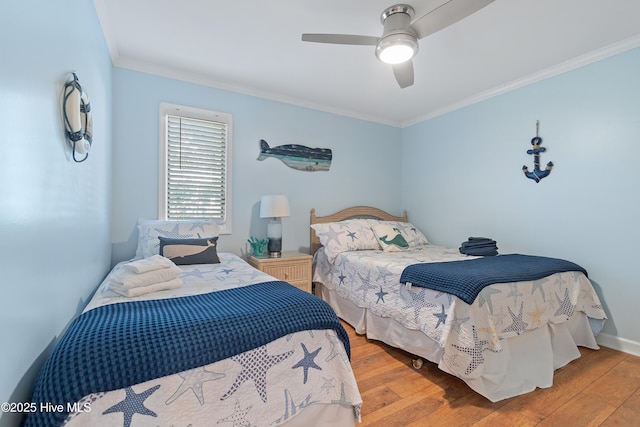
left=63, top=73, right=93, bottom=162
left=522, top=120, right=553, bottom=183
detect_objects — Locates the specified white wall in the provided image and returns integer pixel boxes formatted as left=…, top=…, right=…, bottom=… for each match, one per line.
left=401, top=48, right=640, bottom=354
left=111, top=68, right=403, bottom=264
left=0, top=1, right=113, bottom=425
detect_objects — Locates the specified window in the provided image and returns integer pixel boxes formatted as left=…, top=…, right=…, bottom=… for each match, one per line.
left=159, top=103, right=232, bottom=233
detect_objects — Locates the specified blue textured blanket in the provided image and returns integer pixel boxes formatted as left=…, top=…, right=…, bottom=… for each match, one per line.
left=400, top=254, right=588, bottom=305
left=24, top=281, right=348, bottom=427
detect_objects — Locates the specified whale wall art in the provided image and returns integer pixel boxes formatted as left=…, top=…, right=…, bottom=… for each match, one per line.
left=257, top=139, right=332, bottom=172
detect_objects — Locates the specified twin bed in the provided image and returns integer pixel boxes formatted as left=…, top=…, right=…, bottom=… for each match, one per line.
left=24, top=219, right=362, bottom=427
left=310, top=206, right=607, bottom=402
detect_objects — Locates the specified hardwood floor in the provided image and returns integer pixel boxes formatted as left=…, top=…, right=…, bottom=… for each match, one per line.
left=345, top=321, right=640, bottom=426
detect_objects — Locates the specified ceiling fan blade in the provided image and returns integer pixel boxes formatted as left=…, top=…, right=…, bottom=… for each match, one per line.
left=411, top=0, right=495, bottom=39
left=301, top=34, right=379, bottom=46
left=393, top=61, right=414, bottom=88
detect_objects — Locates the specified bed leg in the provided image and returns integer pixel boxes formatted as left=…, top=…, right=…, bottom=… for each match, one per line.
left=411, top=356, right=424, bottom=369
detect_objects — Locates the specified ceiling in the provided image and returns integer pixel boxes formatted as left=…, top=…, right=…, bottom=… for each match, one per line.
left=93, top=0, right=640, bottom=127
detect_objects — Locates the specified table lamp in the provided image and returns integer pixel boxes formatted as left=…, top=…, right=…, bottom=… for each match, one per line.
left=259, top=195, right=290, bottom=257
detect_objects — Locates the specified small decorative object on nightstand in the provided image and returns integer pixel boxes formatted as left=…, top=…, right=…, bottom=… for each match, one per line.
left=247, top=236, right=268, bottom=257
left=248, top=251, right=312, bottom=293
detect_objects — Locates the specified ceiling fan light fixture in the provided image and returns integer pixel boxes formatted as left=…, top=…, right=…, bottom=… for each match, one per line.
left=375, top=33, right=418, bottom=64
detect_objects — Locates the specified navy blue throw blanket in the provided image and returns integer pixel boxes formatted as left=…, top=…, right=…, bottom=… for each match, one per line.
left=400, top=254, right=588, bottom=305
left=24, top=281, right=349, bottom=427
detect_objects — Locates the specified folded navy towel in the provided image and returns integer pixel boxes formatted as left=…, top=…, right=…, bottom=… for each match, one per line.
left=462, top=248, right=498, bottom=256
left=461, top=241, right=497, bottom=249
left=459, top=236, right=498, bottom=256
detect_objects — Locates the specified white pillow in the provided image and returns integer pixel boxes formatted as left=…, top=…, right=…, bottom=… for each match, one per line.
left=372, top=221, right=429, bottom=248
left=371, top=222, right=410, bottom=252
left=135, top=219, right=220, bottom=259
left=311, top=219, right=380, bottom=260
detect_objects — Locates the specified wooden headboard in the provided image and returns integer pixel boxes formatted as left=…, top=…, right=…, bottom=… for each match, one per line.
left=309, top=206, right=408, bottom=255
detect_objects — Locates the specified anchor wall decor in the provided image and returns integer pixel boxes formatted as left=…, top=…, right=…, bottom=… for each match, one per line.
left=522, top=120, right=553, bottom=183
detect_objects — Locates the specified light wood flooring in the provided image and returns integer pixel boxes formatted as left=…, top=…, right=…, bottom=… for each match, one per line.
left=345, top=321, right=640, bottom=426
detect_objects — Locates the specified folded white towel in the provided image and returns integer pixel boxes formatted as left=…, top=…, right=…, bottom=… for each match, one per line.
left=111, top=264, right=183, bottom=289
left=123, top=254, right=176, bottom=274
left=111, top=278, right=183, bottom=297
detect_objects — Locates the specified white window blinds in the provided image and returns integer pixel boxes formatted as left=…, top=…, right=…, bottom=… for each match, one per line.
left=159, top=103, right=232, bottom=232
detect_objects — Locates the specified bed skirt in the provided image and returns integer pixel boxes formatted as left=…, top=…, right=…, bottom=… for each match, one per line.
left=315, top=282, right=599, bottom=402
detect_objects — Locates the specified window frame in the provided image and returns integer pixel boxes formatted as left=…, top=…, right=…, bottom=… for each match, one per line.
left=158, top=102, right=232, bottom=234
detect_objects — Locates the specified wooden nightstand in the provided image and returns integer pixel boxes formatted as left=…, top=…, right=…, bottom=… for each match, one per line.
left=248, top=251, right=313, bottom=293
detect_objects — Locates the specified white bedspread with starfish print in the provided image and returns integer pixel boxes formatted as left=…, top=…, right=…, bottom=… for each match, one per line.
left=313, top=245, right=607, bottom=380
left=61, top=253, right=361, bottom=427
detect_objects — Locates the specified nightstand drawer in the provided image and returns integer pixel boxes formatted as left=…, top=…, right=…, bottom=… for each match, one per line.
left=262, top=262, right=308, bottom=282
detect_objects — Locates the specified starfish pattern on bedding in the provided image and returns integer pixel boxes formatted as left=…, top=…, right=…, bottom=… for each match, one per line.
left=502, top=301, right=529, bottom=335
left=355, top=270, right=377, bottom=300
left=506, top=283, right=524, bottom=305
left=180, top=268, right=206, bottom=279
left=102, top=385, right=159, bottom=427
left=400, top=286, right=437, bottom=325
left=434, top=290, right=454, bottom=305
left=531, top=278, right=548, bottom=302
left=285, top=330, right=315, bottom=342
left=375, top=286, right=388, bottom=303
left=216, top=399, right=252, bottom=427
left=321, top=377, right=335, bottom=394
left=316, top=226, right=343, bottom=247
left=375, top=265, right=394, bottom=282
left=433, top=304, right=448, bottom=329
left=220, top=345, right=294, bottom=402
left=335, top=254, right=350, bottom=269
left=156, top=224, right=193, bottom=239
left=477, top=286, right=501, bottom=314
left=338, top=272, right=347, bottom=285
left=449, top=313, right=470, bottom=335
left=272, top=389, right=313, bottom=424
left=165, top=366, right=225, bottom=405
left=292, top=343, right=322, bottom=384
left=331, top=383, right=350, bottom=406
left=325, top=331, right=350, bottom=369
left=188, top=222, right=208, bottom=233
left=554, top=288, right=576, bottom=318
left=346, top=230, right=358, bottom=241
left=451, top=326, right=498, bottom=376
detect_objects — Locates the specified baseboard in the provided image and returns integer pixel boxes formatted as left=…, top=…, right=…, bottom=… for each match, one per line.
left=596, top=333, right=640, bottom=357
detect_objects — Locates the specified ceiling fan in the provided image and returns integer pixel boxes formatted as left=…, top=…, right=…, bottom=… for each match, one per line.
left=301, top=0, right=495, bottom=88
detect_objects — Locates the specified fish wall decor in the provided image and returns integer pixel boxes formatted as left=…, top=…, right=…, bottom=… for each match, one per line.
left=257, top=139, right=332, bottom=172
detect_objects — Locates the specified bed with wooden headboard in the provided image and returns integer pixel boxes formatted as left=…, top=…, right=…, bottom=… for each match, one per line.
left=309, top=205, right=607, bottom=402
left=309, top=206, right=407, bottom=255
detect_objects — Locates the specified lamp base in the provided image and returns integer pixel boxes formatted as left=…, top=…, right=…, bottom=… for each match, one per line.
left=267, top=221, right=283, bottom=258
left=267, top=236, right=282, bottom=257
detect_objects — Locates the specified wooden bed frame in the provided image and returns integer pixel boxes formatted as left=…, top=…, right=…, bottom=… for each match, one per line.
left=309, top=206, right=407, bottom=255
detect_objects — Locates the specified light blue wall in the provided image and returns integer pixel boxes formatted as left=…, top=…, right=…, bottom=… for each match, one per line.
left=401, top=48, right=640, bottom=352
left=111, top=68, right=402, bottom=264
left=0, top=1, right=112, bottom=424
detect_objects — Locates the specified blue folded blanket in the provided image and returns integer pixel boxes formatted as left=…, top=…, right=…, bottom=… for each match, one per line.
left=459, top=236, right=498, bottom=256
left=462, top=247, right=499, bottom=256
left=400, top=254, right=588, bottom=305
left=24, top=281, right=349, bottom=427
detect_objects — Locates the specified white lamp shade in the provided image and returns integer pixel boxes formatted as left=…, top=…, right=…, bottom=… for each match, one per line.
left=260, top=195, right=290, bottom=218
